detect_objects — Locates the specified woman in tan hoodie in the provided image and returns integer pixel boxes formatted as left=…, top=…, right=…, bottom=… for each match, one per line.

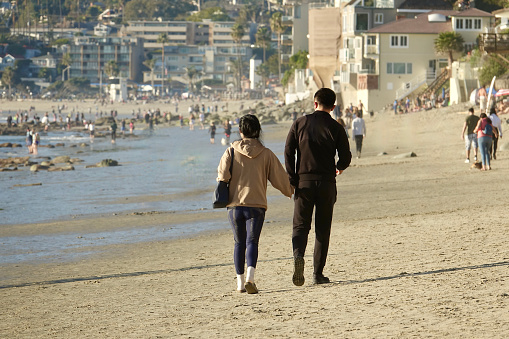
left=217, top=114, right=293, bottom=294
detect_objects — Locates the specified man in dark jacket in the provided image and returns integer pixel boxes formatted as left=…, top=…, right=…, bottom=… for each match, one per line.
left=285, top=87, right=351, bottom=286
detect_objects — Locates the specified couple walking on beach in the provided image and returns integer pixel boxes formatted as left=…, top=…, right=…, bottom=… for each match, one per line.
left=216, top=88, right=352, bottom=294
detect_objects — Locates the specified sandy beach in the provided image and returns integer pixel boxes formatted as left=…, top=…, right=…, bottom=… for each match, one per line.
left=2, top=99, right=509, bottom=337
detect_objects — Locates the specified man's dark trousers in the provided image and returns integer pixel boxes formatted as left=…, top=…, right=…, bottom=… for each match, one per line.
left=292, top=180, right=337, bottom=276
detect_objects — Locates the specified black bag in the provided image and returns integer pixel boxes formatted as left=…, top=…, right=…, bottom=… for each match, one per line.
left=213, top=148, right=234, bottom=208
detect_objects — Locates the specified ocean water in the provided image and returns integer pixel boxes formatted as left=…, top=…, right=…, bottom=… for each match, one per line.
left=0, top=123, right=287, bottom=264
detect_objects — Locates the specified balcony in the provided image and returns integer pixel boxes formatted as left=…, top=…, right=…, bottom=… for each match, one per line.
left=282, top=16, right=293, bottom=25
left=281, top=34, right=293, bottom=45
left=364, top=44, right=380, bottom=57
left=479, top=33, right=509, bottom=54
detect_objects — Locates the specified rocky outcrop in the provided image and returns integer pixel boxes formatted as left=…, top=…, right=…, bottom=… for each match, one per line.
left=0, top=142, right=22, bottom=148
left=85, top=159, right=119, bottom=168
left=30, top=164, right=50, bottom=172
left=47, top=164, right=74, bottom=172
left=51, top=156, right=71, bottom=164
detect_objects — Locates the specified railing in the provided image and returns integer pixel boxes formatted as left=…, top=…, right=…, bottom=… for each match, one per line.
left=479, top=33, right=509, bottom=53
left=281, top=34, right=293, bottom=43
left=365, top=44, right=379, bottom=55
left=395, top=73, right=427, bottom=100
left=282, top=16, right=293, bottom=24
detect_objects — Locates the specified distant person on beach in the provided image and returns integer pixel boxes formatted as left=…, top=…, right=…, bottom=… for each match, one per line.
left=189, top=113, right=195, bottom=131
left=461, top=107, right=479, bottom=163
left=489, top=107, right=502, bottom=160
left=285, top=88, right=352, bottom=286
left=110, top=120, right=117, bottom=144
left=474, top=113, right=498, bottom=171
left=478, top=86, right=487, bottom=114
left=32, top=131, right=40, bottom=155
left=224, top=119, right=232, bottom=144
left=352, top=111, right=366, bottom=159
left=26, top=128, right=33, bottom=153
left=209, top=122, right=216, bottom=144
left=89, top=121, right=95, bottom=141
left=129, top=121, right=134, bottom=134
left=216, top=114, right=293, bottom=294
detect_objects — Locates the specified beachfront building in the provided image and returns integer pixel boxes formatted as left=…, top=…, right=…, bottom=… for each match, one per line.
left=142, top=44, right=250, bottom=90
left=124, top=21, right=211, bottom=50
left=127, top=20, right=253, bottom=91
left=362, top=8, right=494, bottom=112
left=68, top=36, right=144, bottom=83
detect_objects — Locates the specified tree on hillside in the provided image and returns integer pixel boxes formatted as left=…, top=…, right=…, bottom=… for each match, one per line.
left=270, top=12, right=286, bottom=81
left=1, top=66, right=16, bottom=97
left=186, top=7, right=231, bottom=22
left=143, top=58, right=156, bottom=95
left=123, top=0, right=195, bottom=21
left=255, top=26, right=271, bottom=63
left=231, top=21, right=245, bottom=92
left=281, top=50, right=308, bottom=87
left=104, top=60, right=120, bottom=78
left=479, top=56, right=507, bottom=86
left=157, top=33, right=170, bottom=96
left=61, top=53, right=72, bottom=81
left=184, top=66, right=200, bottom=93
left=434, top=31, right=465, bottom=71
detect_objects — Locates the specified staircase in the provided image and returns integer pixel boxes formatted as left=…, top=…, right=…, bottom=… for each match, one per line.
left=420, top=69, right=450, bottom=98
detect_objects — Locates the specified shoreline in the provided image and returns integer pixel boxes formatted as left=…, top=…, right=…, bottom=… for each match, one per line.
left=2, top=101, right=509, bottom=337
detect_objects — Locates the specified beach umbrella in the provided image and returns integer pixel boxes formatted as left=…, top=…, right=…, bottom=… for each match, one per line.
left=495, top=89, right=509, bottom=97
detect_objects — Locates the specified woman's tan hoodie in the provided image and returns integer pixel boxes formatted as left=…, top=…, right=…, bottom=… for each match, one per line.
left=217, top=138, right=293, bottom=210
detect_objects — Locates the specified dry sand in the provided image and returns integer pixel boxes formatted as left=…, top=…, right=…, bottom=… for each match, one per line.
left=2, top=101, right=509, bottom=338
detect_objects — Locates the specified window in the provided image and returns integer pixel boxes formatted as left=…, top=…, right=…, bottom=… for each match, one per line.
left=456, top=19, right=463, bottom=29
left=393, top=63, right=406, bottom=74
left=390, top=35, right=408, bottom=48
left=456, top=18, right=482, bottom=30
left=356, top=13, right=368, bottom=31
left=366, top=35, right=376, bottom=45
left=387, top=62, right=412, bottom=74
left=375, top=13, right=383, bottom=24
left=294, top=5, right=301, bottom=19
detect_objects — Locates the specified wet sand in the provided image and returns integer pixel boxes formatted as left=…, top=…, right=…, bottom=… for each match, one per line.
left=2, top=101, right=509, bottom=337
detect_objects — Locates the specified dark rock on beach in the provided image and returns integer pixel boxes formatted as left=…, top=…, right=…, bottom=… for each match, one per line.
left=51, top=156, right=71, bottom=164
left=85, top=159, right=119, bottom=168
left=48, top=164, right=75, bottom=172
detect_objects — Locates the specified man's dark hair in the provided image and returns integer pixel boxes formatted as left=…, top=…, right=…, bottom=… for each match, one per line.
left=468, top=107, right=474, bottom=114
left=314, top=88, right=336, bottom=110
left=239, top=114, right=261, bottom=139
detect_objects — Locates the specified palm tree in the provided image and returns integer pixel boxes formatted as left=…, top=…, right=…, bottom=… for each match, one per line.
left=256, top=26, right=271, bottom=63
left=104, top=60, right=120, bottom=78
left=184, top=66, right=199, bottom=93
left=157, top=33, right=170, bottom=97
left=270, top=12, right=286, bottom=82
left=1, top=66, right=15, bottom=98
left=434, top=32, right=465, bottom=72
left=231, top=21, right=245, bottom=93
left=61, top=53, right=72, bottom=80
left=143, top=58, right=156, bottom=95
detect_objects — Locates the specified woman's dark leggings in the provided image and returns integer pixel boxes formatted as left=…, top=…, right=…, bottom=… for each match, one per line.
left=228, top=206, right=266, bottom=275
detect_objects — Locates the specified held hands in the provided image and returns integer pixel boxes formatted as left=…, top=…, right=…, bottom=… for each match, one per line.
left=336, top=169, right=344, bottom=176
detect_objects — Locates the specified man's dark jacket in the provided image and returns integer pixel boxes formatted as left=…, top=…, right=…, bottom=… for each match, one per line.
left=285, top=110, right=351, bottom=187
